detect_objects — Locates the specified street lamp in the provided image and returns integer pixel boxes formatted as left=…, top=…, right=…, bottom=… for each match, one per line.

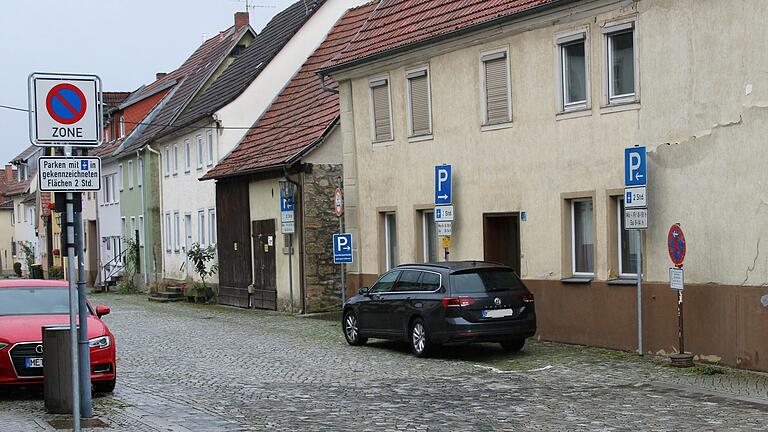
left=278, top=178, right=295, bottom=200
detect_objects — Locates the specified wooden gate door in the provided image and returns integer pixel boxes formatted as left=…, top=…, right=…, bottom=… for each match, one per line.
left=216, top=180, right=252, bottom=308
left=483, top=213, right=521, bottom=275
left=251, top=219, right=277, bottom=310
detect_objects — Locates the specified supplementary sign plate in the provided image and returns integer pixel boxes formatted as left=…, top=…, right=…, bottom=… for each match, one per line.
left=281, top=221, right=295, bottom=234
left=38, top=157, right=101, bottom=192
left=437, top=221, right=452, bottom=236
left=434, top=205, right=454, bottom=222
left=333, top=233, right=353, bottom=264
left=624, top=208, right=648, bottom=230
left=28, top=73, right=102, bottom=146
left=624, top=186, right=647, bottom=208
left=669, top=267, right=684, bottom=290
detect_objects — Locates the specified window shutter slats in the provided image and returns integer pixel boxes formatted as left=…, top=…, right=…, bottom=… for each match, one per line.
left=409, top=74, right=430, bottom=136
left=372, top=83, right=392, bottom=141
left=484, top=57, right=510, bottom=125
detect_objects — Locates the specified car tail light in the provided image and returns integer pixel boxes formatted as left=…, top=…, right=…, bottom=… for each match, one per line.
left=441, top=297, right=476, bottom=307
left=521, top=292, right=534, bottom=303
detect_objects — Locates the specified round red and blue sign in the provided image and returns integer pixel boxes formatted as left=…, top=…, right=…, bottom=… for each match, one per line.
left=668, top=224, right=686, bottom=267
left=45, top=83, right=87, bottom=125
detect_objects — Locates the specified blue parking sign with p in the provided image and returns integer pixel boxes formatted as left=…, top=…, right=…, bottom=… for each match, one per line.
left=333, top=233, right=353, bottom=264
left=624, top=147, right=646, bottom=186
left=434, top=164, right=452, bottom=205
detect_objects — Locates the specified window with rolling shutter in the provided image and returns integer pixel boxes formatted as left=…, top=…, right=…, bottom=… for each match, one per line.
left=482, top=51, right=511, bottom=125
left=406, top=68, right=431, bottom=137
left=369, top=78, right=393, bottom=142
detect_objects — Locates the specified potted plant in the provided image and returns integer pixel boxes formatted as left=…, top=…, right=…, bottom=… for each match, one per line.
left=183, top=243, right=218, bottom=303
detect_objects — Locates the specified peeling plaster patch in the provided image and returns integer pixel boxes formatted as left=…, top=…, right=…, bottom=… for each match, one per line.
left=697, top=354, right=723, bottom=363
left=761, top=294, right=768, bottom=307
left=648, top=116, right=743, bottom=169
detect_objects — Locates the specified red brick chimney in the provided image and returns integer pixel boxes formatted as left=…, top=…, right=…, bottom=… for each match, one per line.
left=156, top=72, right=167, bottom=80
left=4, top=165, right=13, bottom=182
left=235, top=12, right=249, bottom=30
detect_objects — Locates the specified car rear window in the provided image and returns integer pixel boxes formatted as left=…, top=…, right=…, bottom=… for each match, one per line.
left=449, top=269, right=526, bottom=294
left=0, top=287, right=79, bottom=316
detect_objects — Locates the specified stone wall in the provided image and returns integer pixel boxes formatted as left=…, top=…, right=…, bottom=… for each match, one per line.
left=302, top=164, right=343, bottom=313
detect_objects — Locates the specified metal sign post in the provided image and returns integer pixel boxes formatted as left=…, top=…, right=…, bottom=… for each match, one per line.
left=624, top=146, right=647, bottom=356
left=30, top=73, right=104, bottom=431
left=667, top=224, right=691, bottom=366
left=334, top=185, right=345, bottom=305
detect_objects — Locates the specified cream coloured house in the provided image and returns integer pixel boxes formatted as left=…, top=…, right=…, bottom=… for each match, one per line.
left=322, top=0, right=768, bottom=371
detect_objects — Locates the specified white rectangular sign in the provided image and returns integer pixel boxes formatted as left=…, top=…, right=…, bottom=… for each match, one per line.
left=434, top=205, right=454, bottom=222
left=669, top=267, right=684, bottom=290
left=624, top=186, right=647, bottom=209
left=38, top=157, right=101, bottom=192
left=624, top=208, right=648, bottom=230
left=281, top=210, right=294, bottom=223
left=28, top=73, right=103, bottom=147
left=437, top=221, right=452, bottom=236
left=281, top=221, right=295, bottom=234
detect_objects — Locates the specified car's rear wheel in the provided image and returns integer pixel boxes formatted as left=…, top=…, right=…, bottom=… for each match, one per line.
left=410, top=318, right=431, bottom=357
left=343, top=310, right=367, bottom=346
left=500, top=338, right=526, bottom=353
left=92, top=379, right=116, bottom=393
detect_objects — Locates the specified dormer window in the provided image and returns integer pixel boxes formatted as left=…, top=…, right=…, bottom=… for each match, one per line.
left=119, top=116, right=126, bottom=138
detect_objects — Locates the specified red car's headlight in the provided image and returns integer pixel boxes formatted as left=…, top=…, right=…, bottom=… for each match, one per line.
left=88, top=336, right=111, bottom=349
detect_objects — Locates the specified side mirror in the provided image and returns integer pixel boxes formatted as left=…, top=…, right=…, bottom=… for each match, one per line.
left=358, top=287, right=369, bottom=295
left=96, top=305, right=111, bottom=317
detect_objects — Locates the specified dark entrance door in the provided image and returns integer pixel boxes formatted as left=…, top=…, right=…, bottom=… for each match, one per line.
left=251, top=219, right=277, bottom=310
left=216, top=180, right=252, bottom=308
left=483, top=213, right=521, bottom=275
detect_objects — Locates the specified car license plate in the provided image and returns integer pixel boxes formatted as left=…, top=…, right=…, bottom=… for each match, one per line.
left=26, top=357, right=43, bottom=368
left=482, top=308, right=514, bottom=318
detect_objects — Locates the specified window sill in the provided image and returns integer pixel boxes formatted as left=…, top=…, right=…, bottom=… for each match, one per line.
left=608, top=278, right=638, bottom=286
left=408, top=134, right=433, bottom=143
left=556, top=106, right=591, bottom=121
left=600, top=100, right=640, bottom=115
left=481, top=122, right=513, bottom=132
left=560, top=276, right=593, bottom=284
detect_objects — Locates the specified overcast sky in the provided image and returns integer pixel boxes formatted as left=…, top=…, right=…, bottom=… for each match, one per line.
left=0, top=0, right=297, bottom=165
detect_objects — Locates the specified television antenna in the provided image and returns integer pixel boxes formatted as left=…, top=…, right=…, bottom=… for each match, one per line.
left=230, top=0, right=276, bottom=10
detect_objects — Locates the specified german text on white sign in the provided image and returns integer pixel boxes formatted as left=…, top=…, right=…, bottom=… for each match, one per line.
left=38, top=157, right=101, bottom=192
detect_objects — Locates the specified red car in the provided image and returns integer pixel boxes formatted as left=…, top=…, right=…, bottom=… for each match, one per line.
left=0, top=280, right=116, bottom=392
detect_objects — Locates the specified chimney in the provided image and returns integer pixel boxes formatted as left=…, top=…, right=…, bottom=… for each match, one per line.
left=4, top=165, right=13, bottom=182
left=156, top=72, right=167, bottom=81
left=235, top=11, right=249, bottom=30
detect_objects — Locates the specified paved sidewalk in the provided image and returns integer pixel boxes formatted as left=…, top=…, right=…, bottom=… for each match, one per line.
left=1, top=294, right=767, bottom=431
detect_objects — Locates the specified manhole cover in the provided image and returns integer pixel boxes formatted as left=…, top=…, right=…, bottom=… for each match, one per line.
left=47, top=418, right=109, bottom=429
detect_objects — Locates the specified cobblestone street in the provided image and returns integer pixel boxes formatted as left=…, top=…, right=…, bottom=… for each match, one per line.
left=2, top=294, right=768, bottom=431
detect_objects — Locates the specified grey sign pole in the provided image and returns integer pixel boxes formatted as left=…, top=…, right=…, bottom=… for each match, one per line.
left=74, top=162, right=93, bottom=418
left=636, top=230, right=643, bottom=356
left=64, top=149, right=81, bottom=431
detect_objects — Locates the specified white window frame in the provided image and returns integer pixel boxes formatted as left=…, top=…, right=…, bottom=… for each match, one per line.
left=405, top=66, right=432, bottom=138
left=555, top=28, right=590, bottom=112
left=479, top=47, right=513, bottom=128
left=208, top=208, right=216, bottom=245
left=368, top=75, right=394, bottom=144
left=617, top=198, right=638, bottom=278
left=120, top=216, right=126, bottom=240
left=164, top=212, right=172, bottom=252
left=421, top=210, right=435, bottom=263
left=197, top=209, right=205, bottom=246
left=127, top=160, right=134, bottom=189
left=172, top=144, right=179, bottom=175
left=119, top=116, right=125, bottom=138
left=602, top=19, right=639, bottom=105
left=384, top=212, right=397, bottom=271
left=184, top=139, right=192, bottom=173
left=139, top=215, right=145, bottom=247
left=129, top=216, right=136, bottom=242
left=137, top=158, right=143, bottom=187
left=118, top=163, right=124, bottom=191
left=163, top=145, right=170, bottom=177
left=570, top=198, right=595, bottom=277
left=206, top=130, right=214, bottom=166
left=173, top=211, right=180, bottom=252
left=196, top=134, right=204, bottom=169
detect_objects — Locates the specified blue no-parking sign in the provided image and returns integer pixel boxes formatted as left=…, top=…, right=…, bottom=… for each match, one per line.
left=434, top=165, right=452, bottom=205
left=624, top=147, right=646, bottom=187
left=333, top=233, right=353, bottom=264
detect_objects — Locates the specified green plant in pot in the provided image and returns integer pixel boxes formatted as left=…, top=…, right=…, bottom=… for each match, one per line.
left=183, top=243, right=218, bottom=302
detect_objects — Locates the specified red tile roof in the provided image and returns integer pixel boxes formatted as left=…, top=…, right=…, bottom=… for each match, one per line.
left=323, top=0, right=561, bottom=71
left=203, top=2, right=377, bottom=180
